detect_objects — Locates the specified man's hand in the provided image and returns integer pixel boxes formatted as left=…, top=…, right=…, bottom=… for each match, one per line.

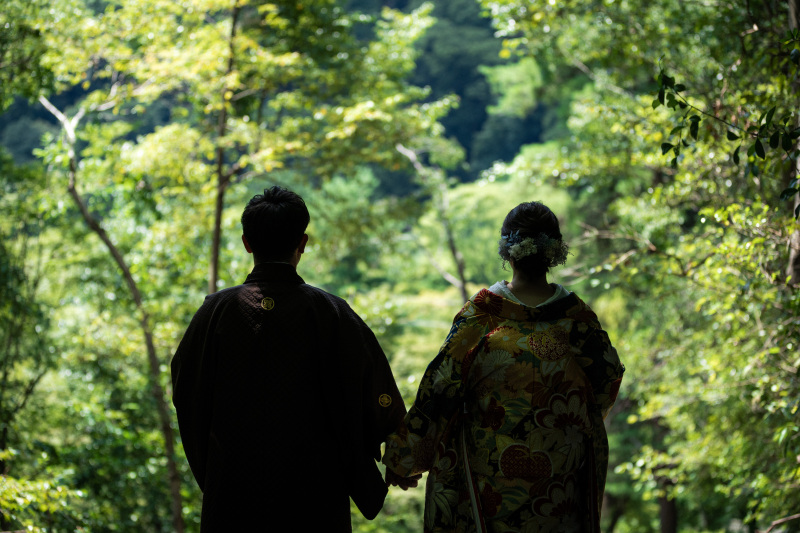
left=385, top=468, right=422, bottom=491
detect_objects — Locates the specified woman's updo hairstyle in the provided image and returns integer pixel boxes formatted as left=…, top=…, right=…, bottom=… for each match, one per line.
left=498, top=201, right=569, bottom=278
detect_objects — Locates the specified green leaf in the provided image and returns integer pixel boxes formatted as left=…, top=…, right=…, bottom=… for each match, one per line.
left=732, top=146, right=740, bottom=165
left=727, top=130, right=740, bottom=141
left=652, top=98, right=662, bottom=109
left=670, top=156, right=678, bottom=168
left=770, top=130, right=780, bottom=149
left=755, top=138, right=766, bottom=159
left=658, top=87, right=665, bottom=105
left=764, top=106, right=776, bottom=127
left=780, top=187, right=798, bottom=201
left=662, top=74, right=675, bottom=88
left=661, top=142, right=674, bottom=155
left=790, top=128, right=800, bottom=139
left=688, top=115, right=701, bottom=123
left=669, top=125, right=683, bottom=136
left=791, top=48, right=800, bottom=65
left=690, top=121, right=699, bottom=140
left=674, top=83, right=686, bottom=92
left=782, top=134, right=794, bottom=152
left=795, top=203, right=800, bottom=219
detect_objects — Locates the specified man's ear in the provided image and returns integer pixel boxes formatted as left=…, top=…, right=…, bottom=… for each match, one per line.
left=242, top=234, right=253, bottom=254
left=298, top=234, right=309, bottom=253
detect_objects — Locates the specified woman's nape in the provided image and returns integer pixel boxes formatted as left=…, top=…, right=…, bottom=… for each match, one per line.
left=499, top=201, right=567, bottom=306
left=506, top=259, right=556, bottom=307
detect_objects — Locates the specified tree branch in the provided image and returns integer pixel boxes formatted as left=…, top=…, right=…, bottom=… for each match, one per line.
left=396, top=143, right=469, bottom=302
left=39, top=96, right=185, bottom=533
left=208, top=3, right=241, bottom=294
left=762, top=513, right=800, bottom=533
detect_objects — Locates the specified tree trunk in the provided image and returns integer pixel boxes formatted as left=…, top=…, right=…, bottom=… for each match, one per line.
left=787, top=0, right=800, bottom=285
left=66, top=163, right=185, bottom=533
left=658, top=492, right=678, bottom=533
left=209, top=174, right=227, bottom=294
left=40, top=97, right=184, bottom=533
left=788, top=194, right=800, bottom=285
left=208, top=5, right=241, bottom=295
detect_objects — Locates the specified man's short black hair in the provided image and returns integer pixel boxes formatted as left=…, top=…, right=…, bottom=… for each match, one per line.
left=241, top=186, right=310, bottom=262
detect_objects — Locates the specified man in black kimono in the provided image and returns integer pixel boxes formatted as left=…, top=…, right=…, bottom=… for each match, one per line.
left=171, top=186, right=410, bottom=531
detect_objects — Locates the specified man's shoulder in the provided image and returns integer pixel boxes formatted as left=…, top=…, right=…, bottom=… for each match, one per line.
left=296, top=283, right=352, bottom=312
left=203, top=284, right=250, bottom=304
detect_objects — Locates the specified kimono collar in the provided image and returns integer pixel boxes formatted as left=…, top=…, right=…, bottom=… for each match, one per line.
left=468, top=288, right=589, bottom=323
left=244, top=262, right=305, bottom=286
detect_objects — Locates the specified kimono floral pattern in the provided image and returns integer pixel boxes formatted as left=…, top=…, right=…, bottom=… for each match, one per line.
left=382, top=289, right=624, bottom=533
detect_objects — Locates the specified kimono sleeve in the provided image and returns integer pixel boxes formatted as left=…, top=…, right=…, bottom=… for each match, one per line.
left=315, top=297, right=405, bottom=519
left=381, top=309, right=482, bottom=478
left=579, top=326, right=624, bottom=419
left=335, top=307, right=406, bottom=455
left=170, top=296, right=215, bottom=490
left=355, top=319, right=407, bottom=455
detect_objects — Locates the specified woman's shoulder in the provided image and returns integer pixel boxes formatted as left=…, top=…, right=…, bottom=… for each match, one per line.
left=561, top=291, right=606, bottom=329
left=461, top=287, right=507, bottom=317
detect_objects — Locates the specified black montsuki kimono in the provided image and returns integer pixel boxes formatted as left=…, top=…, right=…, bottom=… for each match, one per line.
left=171, top=262, right=406, bottom=532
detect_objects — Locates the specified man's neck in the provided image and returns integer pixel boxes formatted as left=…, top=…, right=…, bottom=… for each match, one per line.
left=253, top=257, right=299, bottom=269
left=253, top=246, right=302, bottom=268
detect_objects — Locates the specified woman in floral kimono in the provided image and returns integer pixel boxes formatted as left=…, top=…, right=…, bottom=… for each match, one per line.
left=382, top=201, right=624, bottom=533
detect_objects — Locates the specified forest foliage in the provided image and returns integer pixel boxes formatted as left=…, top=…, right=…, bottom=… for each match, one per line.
left=1, top=0, right=799, bottom=532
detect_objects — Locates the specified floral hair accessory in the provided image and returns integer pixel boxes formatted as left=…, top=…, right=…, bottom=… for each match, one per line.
left=498, top=230, right=569, bottom=267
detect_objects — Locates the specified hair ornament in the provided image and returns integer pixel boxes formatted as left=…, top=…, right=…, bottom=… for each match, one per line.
left=499, top=230, right=569, bottom=267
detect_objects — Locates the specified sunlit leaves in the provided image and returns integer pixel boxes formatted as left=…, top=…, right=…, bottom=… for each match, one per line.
left=653, top=65, right=798, bottom=211
left=0, top=0, right=56, bottom=109
left=478, top=0, right=800, bottom=528
left=0, top=469, right=80, bottom=530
